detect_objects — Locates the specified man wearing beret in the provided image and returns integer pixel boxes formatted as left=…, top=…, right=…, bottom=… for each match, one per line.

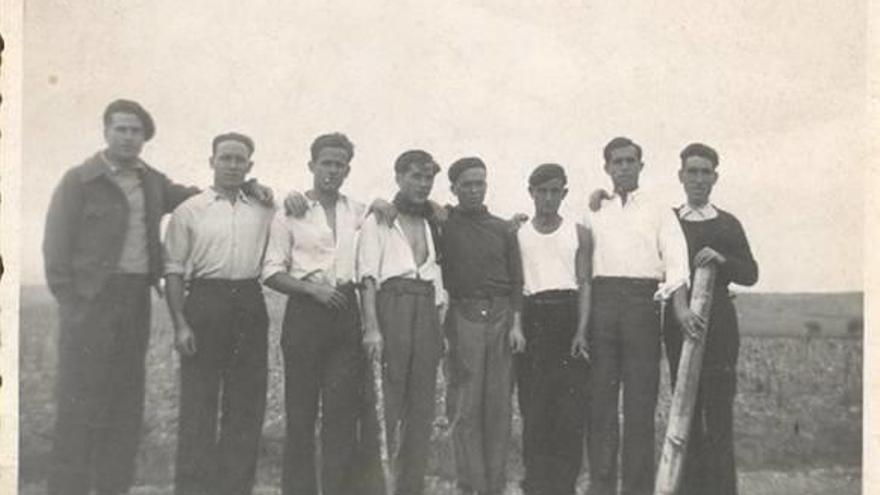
left=42, top=100, right=271, bottom=495
left=442, top=157, right=525, bottom=495
left=515, top=163, right=592, bottom=495
left=357, top=149, right=447, bottom=495
left=163, top=132, right=274, bottom=495
left=43, top=99, right=202, bottom=495
left=662, top=143, right=758, bottom=495
left=584, top=137, right=701, bottom=495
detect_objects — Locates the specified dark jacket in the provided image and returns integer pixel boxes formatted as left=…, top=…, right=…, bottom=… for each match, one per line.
left=43, top=152, right=198, bottom=301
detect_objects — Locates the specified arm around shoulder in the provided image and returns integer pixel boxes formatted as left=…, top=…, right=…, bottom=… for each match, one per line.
left=160, top=172, right=201, bottom=214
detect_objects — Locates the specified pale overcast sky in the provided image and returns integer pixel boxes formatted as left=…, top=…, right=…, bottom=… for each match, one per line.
left=20, top=0, right=866, bottom=292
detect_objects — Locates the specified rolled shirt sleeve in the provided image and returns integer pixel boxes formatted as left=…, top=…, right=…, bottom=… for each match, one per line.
left=261, top=213, right=293, bottom=282
left=356, top=213, right=383, bottom=284
left=163, top=205, right=193, bottom=276
left=655, top=207, right=690, bottom=300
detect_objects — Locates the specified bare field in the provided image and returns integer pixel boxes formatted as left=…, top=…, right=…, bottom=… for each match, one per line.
left=18, top=286, right=863, bottom=493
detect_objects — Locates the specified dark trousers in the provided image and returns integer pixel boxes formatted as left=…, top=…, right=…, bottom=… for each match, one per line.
left=174, top=279, right=269, bottom=495
left=49, top=274, right=151, bottom=495
left=587, top=278, right=660, bottom=495
left=360, top=278, right=444, bottom=495
left=515, top=291, right=589, bottom=495
left=446, top=296, right=514, bottom=495
left=663, top=295, right=739, bottom=495
left=281, top=285, right=363, bottom=495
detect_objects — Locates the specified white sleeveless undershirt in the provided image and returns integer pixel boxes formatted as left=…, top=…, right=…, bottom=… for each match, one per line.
left=517, top=217, right=580, bottom=295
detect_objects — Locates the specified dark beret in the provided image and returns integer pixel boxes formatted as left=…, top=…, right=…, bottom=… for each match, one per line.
left=103, top=99, right=156, bottom=141
left=529, top=163, right=567, bottom=187
left=448, top=157, right=486, bottom=184
left=680, top=142, right=719, bottom=167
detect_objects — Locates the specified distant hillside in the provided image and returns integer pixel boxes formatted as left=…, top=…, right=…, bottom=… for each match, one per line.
left=734, top=291, right=863, bottom=336
left=19, top=285, right=863, bottom=337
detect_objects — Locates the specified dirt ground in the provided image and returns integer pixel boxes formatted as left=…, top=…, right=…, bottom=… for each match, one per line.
left=18, top=468, right=862, bottom=495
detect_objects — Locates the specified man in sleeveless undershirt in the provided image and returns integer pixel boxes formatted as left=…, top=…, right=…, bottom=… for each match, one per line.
left=514, top=163, right=592, bottom=495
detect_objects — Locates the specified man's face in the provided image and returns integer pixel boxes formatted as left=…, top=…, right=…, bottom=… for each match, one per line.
left=396, top=163, right=436, bottom=204
left=451, top=167, right=487, bottom=210
left=679, top=155, right=718, bottom=206
left=104, top=112, right=146, bottom=162
left=604, top=145, right=643, bottom=192
left=529, top=177, right=567, bottom=217
left=210, top=140, right=253, bottom=190
left=309, top=147, right=351, bottom=193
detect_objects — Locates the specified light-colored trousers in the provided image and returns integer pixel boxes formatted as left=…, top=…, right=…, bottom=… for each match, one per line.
left=446, top=296, right=514, bottom=495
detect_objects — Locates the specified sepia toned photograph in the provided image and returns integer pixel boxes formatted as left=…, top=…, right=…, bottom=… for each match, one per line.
left=1, top=1, right=872, bottom=494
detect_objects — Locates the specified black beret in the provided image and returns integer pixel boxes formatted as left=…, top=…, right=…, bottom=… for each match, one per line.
left=103, top=99, right=156, bottom=141
left=448, top=157, right=486, bottom=183
left=680, top=142, right=719, bottom=167
left=528, top=163, right=567, bottom=187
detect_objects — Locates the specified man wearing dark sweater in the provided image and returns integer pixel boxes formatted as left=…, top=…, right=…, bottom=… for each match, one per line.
left=663, top=143, right=758, bottom=495
left=442, top=157, right=525, bottom=495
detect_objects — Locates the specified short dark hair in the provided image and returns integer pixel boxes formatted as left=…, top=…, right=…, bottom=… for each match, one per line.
left=103, top=99, right=155, bottom=141
left=603, top=136, right=642, bottom=163
left=310, top=133, right=354, bottom=161
left=448, top=157, right=487, bottom=184
left=528, top=163, right=567, bottom=187
left=212, top=132, right=255, bottom=156
left=679, top=142, right=719, bottom=168
left=394, top=149, right=440, bottom=176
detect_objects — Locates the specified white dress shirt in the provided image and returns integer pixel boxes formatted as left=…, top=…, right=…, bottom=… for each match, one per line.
left=584, top=188, right=690, bottom=300
left=678, top=202, right=718, bottom=222
left=357, top=213, right=447, bottom=305
left=262, top=193, right=366, bottom=286
left=163, top=188, right=274, bottom=280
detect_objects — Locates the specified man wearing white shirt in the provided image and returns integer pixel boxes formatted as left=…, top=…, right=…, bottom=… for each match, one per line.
left=262, top=133, right=366, bottom=495
left=163, top=132, right=274, bottom=495
left=585, top=137, right=702, bottom=495
left=357, top=149, right=446, bottom=495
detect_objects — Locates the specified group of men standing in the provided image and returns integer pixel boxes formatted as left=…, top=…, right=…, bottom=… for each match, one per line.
left=43, top=99, right=758, bottom=495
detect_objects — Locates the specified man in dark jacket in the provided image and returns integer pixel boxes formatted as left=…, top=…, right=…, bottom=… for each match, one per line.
left=42, top=99, right=272, bottom=495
